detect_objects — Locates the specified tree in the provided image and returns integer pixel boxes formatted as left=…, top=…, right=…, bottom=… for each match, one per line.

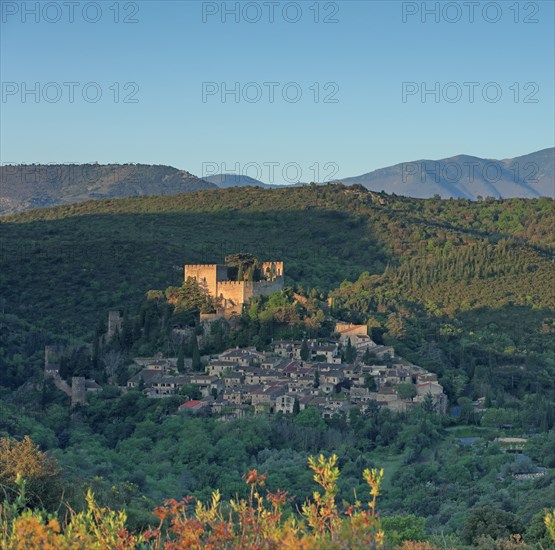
left=381, top=515, right=426, bottom=546
left=396, top=383, right=417, bottom=400
left=177, top=346, right=185, bottom=373
left=102, top=350, right=124, bottom=382
left=314, top=369, right=320, bottom=388
left=462, top=506, right=524, bottom=545
left=364, top=374, right=377, bottom=391
left=0, top=436, right=62, bottom=509
left=344, top=338, right=356, bottom=363
left=120, top=311, right=133, bottom=350
left=178, top=384, right=202, bottom=400
left=190, top=337, right=202, bottom=372
left=294, top=407, right=325, bottom=429
left=169, top=277, right=216, bottom=317
left=300, top=339, right=310, bottom=361
left=421, top=393, right=436, bottom=414
left=386, top=313, right=406, bottom=339
left=293, top=399, right=300, bottom=415
left=362, top=347, right=372, bottom=364
left=225, top=253, right=261, bottom=281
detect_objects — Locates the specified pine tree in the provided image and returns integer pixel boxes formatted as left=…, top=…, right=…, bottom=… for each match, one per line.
left=300, top=339, right=309, bottom=361
left=120, top=312, right=133, bottom=350
left=364, top=374, right=376, bottom=391
left=191, top=337, right=202, bottom=371
left=92, top=337, right=100, bottom=370
left=177, top=346, right=185, bottom=373
left=345, top=338, right=356, bottom=363
left=362, top=347, right=372, bottom=365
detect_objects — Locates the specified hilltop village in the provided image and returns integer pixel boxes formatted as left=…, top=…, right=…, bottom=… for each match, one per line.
left=125, top=324, right=447, bottom=419
left=44, top=257, right=447, bottom=419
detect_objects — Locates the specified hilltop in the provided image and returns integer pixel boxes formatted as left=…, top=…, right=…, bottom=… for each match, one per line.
left=203, top=173, right=276, bottom=188
left=0, top=163, right=216, bottom=215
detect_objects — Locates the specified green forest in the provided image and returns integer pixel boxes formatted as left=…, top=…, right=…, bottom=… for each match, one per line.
left=1, top=184, right=554, bottom=548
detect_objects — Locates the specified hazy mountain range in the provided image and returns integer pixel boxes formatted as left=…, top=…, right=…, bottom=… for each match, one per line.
left=338, top=148, right=554, bottom=200
left=1, top=149, right=552, bottom=215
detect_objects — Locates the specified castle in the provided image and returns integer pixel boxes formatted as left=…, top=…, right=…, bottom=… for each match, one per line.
left=184, top=260, right=284, bottom=317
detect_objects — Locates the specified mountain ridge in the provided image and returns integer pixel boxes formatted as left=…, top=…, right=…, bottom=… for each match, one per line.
left=1, top=149, right=552, bottom=215
left=0, top=163, right=216, bottom=216
left=337, top=148, right=554, bottom=199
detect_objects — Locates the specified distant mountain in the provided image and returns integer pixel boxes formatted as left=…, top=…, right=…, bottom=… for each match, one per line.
left=337, top=148, right=554, bottom=199
left=1, top=150, right=552, bottom=215
left=0, top=163, right=216, bottom=215
left=203, top=174, right=275, bottom=189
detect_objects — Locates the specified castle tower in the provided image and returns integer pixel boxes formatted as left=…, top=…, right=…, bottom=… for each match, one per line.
left=44, top=345, right=61, bottom=376
left=71, top=376, right=87, bottom=407
left=183, top=259, right=284, bottom=318
left=261, top=261, right=284, bottom=281
left=184, top=264, right=228, bottom=296
left=107, top=310, right=123, bottom=340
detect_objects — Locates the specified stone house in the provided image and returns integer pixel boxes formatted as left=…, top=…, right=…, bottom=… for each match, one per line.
left=414, top=381, right=447, bottom=413
left=335, top=323, right=374, bottom=348
left=311, top=343, right=341, bottom=363
left=206, top=361, right=235, bottom=376
left=251, top=384, right=287, bottom=414
left=261, top=356, right=287, bottom=370
left=127, top=369, right=164, bottom=389
left=223, top=386, right=251, bottom=405
left=149, top=374, right=191, bottom=396
left=273, top=340, right=301, bottom=358
left=223, top=372, right=245, bottom=387
left=320, top=370, right=344, bottom=387
left=274, top=393, right=297, bottom=415
left=218, top=348, right=260, bottom=366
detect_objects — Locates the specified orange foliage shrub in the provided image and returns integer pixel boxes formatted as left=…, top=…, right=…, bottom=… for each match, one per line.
left=1, top=453, right=386, bottom=549
left=144, top=453, right=385, bottom=549
left=0, top=436, right=61, bottom=509
left=0, top=436, right=60, bottom=484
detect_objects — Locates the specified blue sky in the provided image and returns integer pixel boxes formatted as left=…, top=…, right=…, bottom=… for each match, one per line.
left=1, top=0, right=554, bottom=182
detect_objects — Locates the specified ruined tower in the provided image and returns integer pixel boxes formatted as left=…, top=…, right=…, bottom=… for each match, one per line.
left=107, top=310, right=123, bottom=340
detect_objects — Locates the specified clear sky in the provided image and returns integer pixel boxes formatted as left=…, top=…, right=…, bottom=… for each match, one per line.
left=1, top=0, right=554, bottom=182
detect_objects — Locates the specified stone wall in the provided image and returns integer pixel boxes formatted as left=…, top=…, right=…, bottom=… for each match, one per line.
left=217, top=280, right=246, bottom=314
left=249, top=278, right=284, bottom=298
left=184, top=264, right=228, bottom=296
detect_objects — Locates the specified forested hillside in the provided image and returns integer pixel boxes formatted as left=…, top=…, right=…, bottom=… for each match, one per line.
left=1, top=185, right=553, bottom=335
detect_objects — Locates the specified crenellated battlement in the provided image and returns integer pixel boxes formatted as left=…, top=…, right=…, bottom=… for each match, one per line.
left=183, top=257, right=284, bottom=317
left=217, top=280, right=245, bottom=287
